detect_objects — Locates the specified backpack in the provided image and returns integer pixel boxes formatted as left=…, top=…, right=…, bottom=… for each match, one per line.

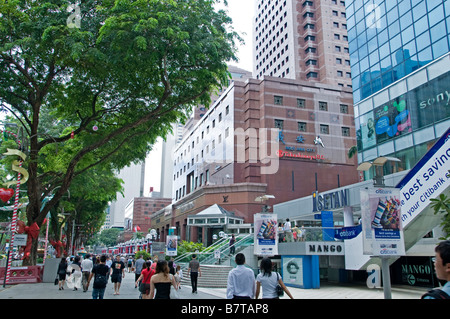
left=421, top=288, right=450, bottom=299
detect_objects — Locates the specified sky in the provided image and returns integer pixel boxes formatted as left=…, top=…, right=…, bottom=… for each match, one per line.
left=217, top=0, right=256, bottom=72
left=144, top=0, right=256, bottom=195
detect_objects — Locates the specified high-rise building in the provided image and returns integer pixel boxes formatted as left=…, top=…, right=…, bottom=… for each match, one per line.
left=253, top=0, right=352, bottom=87
left=347, top=0, right=450, bottom=104
left=347, top=0, right=450, bottom=175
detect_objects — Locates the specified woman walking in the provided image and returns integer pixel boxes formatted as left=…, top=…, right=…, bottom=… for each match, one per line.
left=56, top=257, right=68, bottom=290
left=255, top=257, right=293, bottom=299
left=149, top=260, right=177, bottom=299
left=67, top=255, right=82, bottom=291
left=135, top=260, right=154, bottom=299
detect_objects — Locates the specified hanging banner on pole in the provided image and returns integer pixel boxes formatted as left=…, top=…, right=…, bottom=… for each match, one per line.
left=254, top=213, right=278, bottom=256
left=165, top=235, right=177, bottom=256
left=360, top=188, right=405, bottom=256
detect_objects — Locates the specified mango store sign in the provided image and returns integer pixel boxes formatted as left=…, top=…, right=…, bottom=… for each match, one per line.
left=396, top=128, right=450, bottom=228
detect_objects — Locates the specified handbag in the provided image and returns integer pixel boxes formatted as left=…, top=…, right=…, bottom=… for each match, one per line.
left=275, top=273, right=284, bottom=297
left=170, top=286, right=180, bottom=299
left=169, top=274, right=180, bottom=299
left=54, top=276, right=59, bottom=285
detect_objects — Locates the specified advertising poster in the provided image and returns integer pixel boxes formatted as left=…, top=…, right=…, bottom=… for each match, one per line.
left=282, top=256, right=304, bottom=288
left=165, top=235, right=177, bottom=256
left=254, top=213, right=278, bottom=256
left=361, top=187, right=405, bottom=256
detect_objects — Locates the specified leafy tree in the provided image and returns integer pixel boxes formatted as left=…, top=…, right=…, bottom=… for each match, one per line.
left=430, top=192, right=450, bottom=239
left=177, top=240, right=205, bottom=256
left=98, top=227, right=121, bottom=247
left=0, top=0, right=240, bottom=264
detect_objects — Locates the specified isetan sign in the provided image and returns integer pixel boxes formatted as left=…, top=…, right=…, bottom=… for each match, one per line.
left=312, top=189, right=349, bottom=212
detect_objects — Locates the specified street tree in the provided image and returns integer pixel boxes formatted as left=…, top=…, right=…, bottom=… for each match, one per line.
left=0, top=0, right=241, bottom=264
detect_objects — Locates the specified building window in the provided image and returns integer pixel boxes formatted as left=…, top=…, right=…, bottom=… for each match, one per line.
left=297, top=98, right=306, bottom=108
left=298, top=122, right=307, bottom=132
left=306, top=59, right=317, bottom=66
left=304, top=35, right=316, bottom=42
left=306, top=72, right=318, bottom=78
left=342, top=127, right=350, bottom=136
left=320, top=124, right=329, bottom=134
left=319, top=101, right=328, bottom=111
left=305, top=47, right=317, bottom=54
left=340, top=104, right=349, bottom=114
left=274, top=95, right=283, bottom=105
left=274, top=119, right=284, bottom=130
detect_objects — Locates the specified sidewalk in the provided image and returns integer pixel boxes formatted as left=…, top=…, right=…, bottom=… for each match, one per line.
left=0, top=270, right=427, bottom=299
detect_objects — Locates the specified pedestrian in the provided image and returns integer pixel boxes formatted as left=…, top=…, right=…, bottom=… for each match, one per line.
left=229, top=234, right=236, bottom=255
left=422, top=240, right=450, bottom=299
left=188, top=254, right=201, bottom=294
left=226, top=253, right=255, bottom=299
left=105, top=255, right=112, bottom=280
left=135, top=260, right=155, bottom=299
left=81, top=253, right=93, bottom=292
left=283, top=218, right=294, bottom=242
left=88, top=254, right=109, bottom=299
left=110, top=255, right=126, bottom=295
left=255, top=257, right=293, bottom=299
left=134, top=254, right=146, bottom=284
left=67, top=255, right=82, bottom=291
left=149, top=260, right=178, bottom=299
left=174, top=265, right=183, bottom=289
left=168, top=260, right=176, bottom=276
left=127, top=256, right=133, bottom=273
left=56, top=257, right=68, bottom=290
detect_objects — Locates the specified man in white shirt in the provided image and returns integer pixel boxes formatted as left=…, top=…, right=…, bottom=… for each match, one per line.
left=226, top=253, right=255, bottom=299
left=81, top=254, right=93, bottom=292
left=284, top=218, right=294, bottom=242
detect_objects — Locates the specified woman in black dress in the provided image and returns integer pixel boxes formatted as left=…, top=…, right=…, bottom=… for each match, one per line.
left=149, top=260, right=177, bottom=299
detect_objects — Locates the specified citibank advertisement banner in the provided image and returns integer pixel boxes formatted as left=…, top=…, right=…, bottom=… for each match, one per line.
left=361, top=188, right=405, bottom=256
left=166, top=235, right=177, bottom=256
left=254, top=213, right=278, bottom=256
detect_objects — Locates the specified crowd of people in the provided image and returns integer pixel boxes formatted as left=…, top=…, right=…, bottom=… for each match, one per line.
left=56, top=253, right=183, bottom=299
left=54, top=239, right=450, bottom=300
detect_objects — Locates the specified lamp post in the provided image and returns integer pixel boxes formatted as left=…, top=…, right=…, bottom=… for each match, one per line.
left=255, top=194, right=275, bottom=213
left=357, top=156, right=401, bottom=299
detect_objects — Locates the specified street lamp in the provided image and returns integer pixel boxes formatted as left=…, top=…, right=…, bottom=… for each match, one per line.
left=255, top=194, right=275, bottom=213
left=357, top=156, right=401, bottom=187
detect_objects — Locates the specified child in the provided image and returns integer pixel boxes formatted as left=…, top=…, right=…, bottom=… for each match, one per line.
left=174, top=265, right=183, bottom=289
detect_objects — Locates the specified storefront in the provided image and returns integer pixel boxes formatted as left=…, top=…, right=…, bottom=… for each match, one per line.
left=186, top=204, right=246, bottom=246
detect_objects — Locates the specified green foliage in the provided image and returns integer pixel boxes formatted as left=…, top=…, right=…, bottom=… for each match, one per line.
left=98, top=227, right=121, bottom=247
left=430, top=192, right=450, bottom=239
left=0, top=0, right=240, bottom=264
left=177, top=240, right=205, bottom=255
left=135, top=250, right=151, bottom=260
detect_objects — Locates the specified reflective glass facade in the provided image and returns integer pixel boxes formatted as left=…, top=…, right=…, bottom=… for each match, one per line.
left=346, top=0, right=450, bottom=103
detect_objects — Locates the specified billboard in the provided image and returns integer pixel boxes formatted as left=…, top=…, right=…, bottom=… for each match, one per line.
left=361, top=187, right=405, bottom=256
left=254, top=213, right=278, bottom=256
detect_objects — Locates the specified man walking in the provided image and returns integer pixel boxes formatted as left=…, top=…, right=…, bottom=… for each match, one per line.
left=88, top=255, right=109, bottom=299
left=226, top=253, right=255, bottom=299
left=134, top=254, right=146, bottom=287
left=81, top=253, right=93, bottom=292
left=422, top=240, right=450, bottom=299
left=110, top=255, right=126, bottom=295
left=188, top=254, right=201, bottom=294
left=283, top=218, right=294, bottom=242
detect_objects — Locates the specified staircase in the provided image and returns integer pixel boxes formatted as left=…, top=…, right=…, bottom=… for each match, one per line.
left=174, top=234, right=254, bottom=288
left=180, top=264, right=233, bottom=288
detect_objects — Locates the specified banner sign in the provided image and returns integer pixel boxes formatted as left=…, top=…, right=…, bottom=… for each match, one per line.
left=254, top=213, right=278, bottom=256
left=334, top=224, right=362, bottom=240
left=361, top=188, right=405, bottom=256
left=165, top=235, right=177, bottom=256
left=396, top=127, right=450, bottom=228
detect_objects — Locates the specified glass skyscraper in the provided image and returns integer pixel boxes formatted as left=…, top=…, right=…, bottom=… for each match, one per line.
left=347, top=0, right=450, bottom=103
left=347, top=0, right=450, bottom=176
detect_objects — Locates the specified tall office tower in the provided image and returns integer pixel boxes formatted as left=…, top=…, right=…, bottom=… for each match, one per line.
left=346, top=0, right=450, bottom=174
left=253, top=0, right=352, bottom=87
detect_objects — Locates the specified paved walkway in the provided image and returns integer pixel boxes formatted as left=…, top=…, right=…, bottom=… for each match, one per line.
left=0, top=269, right=428, bottom=300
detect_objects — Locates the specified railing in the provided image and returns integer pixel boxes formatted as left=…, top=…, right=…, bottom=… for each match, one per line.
left=174, top=233, right=254, bottom=268
left=278, top=226, right=346, bottom=242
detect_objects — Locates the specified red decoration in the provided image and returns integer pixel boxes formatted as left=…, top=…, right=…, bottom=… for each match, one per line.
left=0, top=188, right=14, bottom=203
left=17, top=221, right=40, bottom=260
